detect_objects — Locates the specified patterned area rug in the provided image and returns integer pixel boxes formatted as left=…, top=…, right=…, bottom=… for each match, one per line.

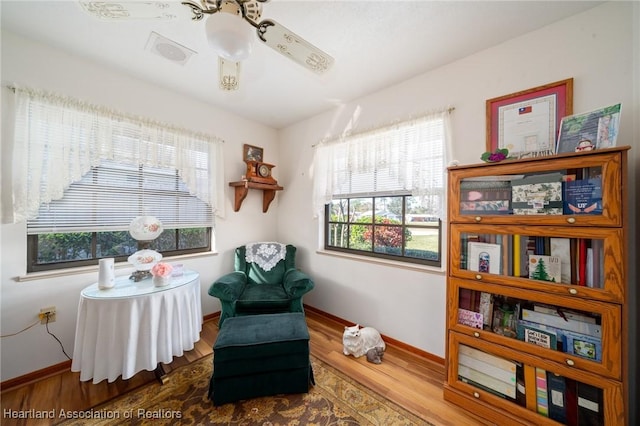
left=57, top=355, right=431, bottom=425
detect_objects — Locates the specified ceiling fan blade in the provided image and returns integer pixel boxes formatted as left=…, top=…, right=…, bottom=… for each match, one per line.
left=79, top=1, right=191, bottom=20
left=218, top=57, right=241, bottom=91
left=256, top=19, right=333, bottom=75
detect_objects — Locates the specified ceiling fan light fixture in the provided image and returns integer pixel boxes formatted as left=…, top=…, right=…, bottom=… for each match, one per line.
left=205, top=12, right=253, bottom=62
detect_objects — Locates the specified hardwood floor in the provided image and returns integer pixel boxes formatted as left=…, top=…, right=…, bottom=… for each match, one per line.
left=1, top=310, right=486, bottom=425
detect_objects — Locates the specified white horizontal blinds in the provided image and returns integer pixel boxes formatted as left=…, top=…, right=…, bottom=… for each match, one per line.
left=331, top=115, right=445, bottom=199
left=27, top=160, right=213, bottom=234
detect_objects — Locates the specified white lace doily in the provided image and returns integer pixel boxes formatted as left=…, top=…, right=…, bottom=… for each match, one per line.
left=245, top=242, right=287, bottom=272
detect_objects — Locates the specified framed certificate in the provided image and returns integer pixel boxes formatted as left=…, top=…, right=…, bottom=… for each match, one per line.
left=486, top=79, right=573, bottom=159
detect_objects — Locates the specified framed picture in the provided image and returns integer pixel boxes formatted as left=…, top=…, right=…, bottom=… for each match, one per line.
left=555, top=103, right=621, bottom=154
left=486, top=78, right=573, bottom=159
left=243, top=144, right=263, bottom=162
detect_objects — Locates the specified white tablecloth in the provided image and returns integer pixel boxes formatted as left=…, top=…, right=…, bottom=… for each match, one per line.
left=71, top=270, right=202, bottom=383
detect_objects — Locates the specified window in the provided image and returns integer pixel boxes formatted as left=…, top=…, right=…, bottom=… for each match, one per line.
left=326, top=195, right=441, bottom=264
left=7, top=87, right=225, bottom=272
left=314, top=111, right=449, bottom=267
left=27, top=160, right=212, bottom=272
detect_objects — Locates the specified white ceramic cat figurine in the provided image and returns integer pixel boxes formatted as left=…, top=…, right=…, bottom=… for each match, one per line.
left=342, top=324, right=386, bottom=359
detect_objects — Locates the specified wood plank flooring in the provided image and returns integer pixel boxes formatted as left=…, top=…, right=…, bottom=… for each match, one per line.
left=1, top=310, right=487, bottom=425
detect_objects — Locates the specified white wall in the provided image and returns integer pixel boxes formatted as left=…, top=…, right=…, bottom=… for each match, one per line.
left=1, top=3, right=638, bottom=422
left=0, top=31, right=282, bottom=381
left=278, top=2, right=638, bottom=421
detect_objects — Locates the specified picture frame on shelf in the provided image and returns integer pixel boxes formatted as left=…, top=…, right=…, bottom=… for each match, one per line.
left=555, top=103, right=621, bottom=154
left=243, top=144, right=263, bottom=162
left=468, top=242, right=501, bottom=274
left=486, top=78, right=573, bottom=159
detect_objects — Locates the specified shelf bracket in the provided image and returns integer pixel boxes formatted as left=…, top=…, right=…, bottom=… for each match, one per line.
left=229, top=181, right=283, bottom=213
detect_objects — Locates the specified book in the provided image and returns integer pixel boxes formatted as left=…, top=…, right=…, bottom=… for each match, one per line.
left=460, top=180, right=513, bottom=214
left=512, top=173, right=564, bottom=215
left=513, top=235, right=522, bottom=277
left=586, top=248, right=594, bottom=287
left=550, top=237, right=572, bottom=284
left=515, top=362, right=526, bottom=407
left=536, top=367, right=549, bottom=416
left=501, top=234, right=513, bottom=276
left=565, top=378, right=579, bottom=426
left=457, top=308, right=483, bottom=329
left=524, top=365, right=538, bottom=411
left=556, top=103, right=622, bottom=153
left=517, top=322, right=558, bottom=350
left=528, top=255, right=561, bottom=283
left=533, top=305, right=597, bottom=324
left=562, top=330, right=602, bottom=362
left=591, top=239, right=604, bottom=289
left=460, top=200, right=511, bottom=214
left=563, top=177, right=603, bottom=215
left=458, top=345, right=518, bottom=373
left=478, top=292, right=494, bottom=328
left=578, top=239, right=588, bottom=286
left=458, top=287, right=473, bottom=310
left=457, top=364, right=517, bottom=399
left=523, top=236, right=537, bottom=276
left=547, top=372, right=568, bottom=424
left=458, top=353, right=516, bottom=386
left=521, top=309, right=602, bottom=338
left=468, top=242, right=501, bottom=274
left=577, top=382, right=604, bottom=425
left=517, top=319, right=565, bottom=351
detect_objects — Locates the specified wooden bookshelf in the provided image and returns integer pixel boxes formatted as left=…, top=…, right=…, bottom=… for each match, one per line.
left=444, top=146, right=630, bottom=425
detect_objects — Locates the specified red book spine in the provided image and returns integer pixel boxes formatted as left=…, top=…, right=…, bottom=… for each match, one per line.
left=578, top=239, right=587, bottom=286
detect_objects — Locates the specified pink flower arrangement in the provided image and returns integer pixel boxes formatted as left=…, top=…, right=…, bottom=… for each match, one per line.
left=151, top=262, right=173, bottom=278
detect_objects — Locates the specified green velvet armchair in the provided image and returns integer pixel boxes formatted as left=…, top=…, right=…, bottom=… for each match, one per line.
left=209, top=243, right=314, bottom=327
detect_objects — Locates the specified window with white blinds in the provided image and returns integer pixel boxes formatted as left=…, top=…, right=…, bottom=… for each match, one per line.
left=9, top=87, right=222, bottom=271
left=330, top=118, right=445, bottom=199
left=27, top=159, right=212, bottom=235
left=315, top=111, right=449, bottom=267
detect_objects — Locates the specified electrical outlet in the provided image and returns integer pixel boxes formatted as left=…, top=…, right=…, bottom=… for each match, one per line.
left=39, top=306, right=56, bottom=324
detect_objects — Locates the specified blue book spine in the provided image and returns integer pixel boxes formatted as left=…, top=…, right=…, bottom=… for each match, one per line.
left=547, top=372, right=567, bottom=424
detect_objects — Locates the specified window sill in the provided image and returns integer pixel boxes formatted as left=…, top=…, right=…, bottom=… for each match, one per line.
left=17, top=251, right=218, bottom=282
left=315, top=249, right=446, bottom=275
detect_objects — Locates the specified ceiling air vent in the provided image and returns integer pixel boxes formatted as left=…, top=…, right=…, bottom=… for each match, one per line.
left=145, top=32, right=196, bottom=66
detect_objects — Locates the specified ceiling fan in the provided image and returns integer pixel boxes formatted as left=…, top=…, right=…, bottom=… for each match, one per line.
left=80, top=1, right=334, bottom=91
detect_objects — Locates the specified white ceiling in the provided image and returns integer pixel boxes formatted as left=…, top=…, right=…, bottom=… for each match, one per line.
left=1, top=1, right=604, bottom=129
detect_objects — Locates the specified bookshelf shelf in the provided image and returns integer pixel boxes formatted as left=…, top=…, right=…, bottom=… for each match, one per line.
left=444, top=146, right=630, bottom=425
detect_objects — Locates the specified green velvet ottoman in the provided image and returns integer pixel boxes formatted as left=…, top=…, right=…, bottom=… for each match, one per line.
left=208, top=312, right=313, bottom=406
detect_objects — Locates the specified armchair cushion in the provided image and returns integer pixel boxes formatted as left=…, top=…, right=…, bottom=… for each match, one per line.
left=209, top=243, right=314, bottom=326
left=236, top=284, right=291, bottom=312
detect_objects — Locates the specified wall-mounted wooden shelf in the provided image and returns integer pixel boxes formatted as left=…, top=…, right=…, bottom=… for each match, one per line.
left=229, top=180, right=284, bottom=213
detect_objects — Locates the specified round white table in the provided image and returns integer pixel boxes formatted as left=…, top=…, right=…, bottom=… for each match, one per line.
left=71, top=270, right=202, bottom=384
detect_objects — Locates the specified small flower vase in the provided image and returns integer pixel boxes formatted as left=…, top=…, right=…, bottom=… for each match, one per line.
left=153, top=275, right=170, bottom=287
left=98, top=258, right=115, bottom=290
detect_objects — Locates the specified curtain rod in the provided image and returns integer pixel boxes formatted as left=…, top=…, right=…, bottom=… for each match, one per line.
left=311, top=106, right=455, bottom=148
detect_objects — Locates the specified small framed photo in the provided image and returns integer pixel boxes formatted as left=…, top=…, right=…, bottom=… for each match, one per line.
left=555, top=103, right=621, bottom=154
left=243, top=144, right=263, bottom=162
left=486, top=78, right=573, bottom=159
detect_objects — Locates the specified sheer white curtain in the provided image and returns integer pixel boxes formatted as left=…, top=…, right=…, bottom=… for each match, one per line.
left=8, top=87, right=225, bottom=223
left=312, top=110, right=451, bottom=217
